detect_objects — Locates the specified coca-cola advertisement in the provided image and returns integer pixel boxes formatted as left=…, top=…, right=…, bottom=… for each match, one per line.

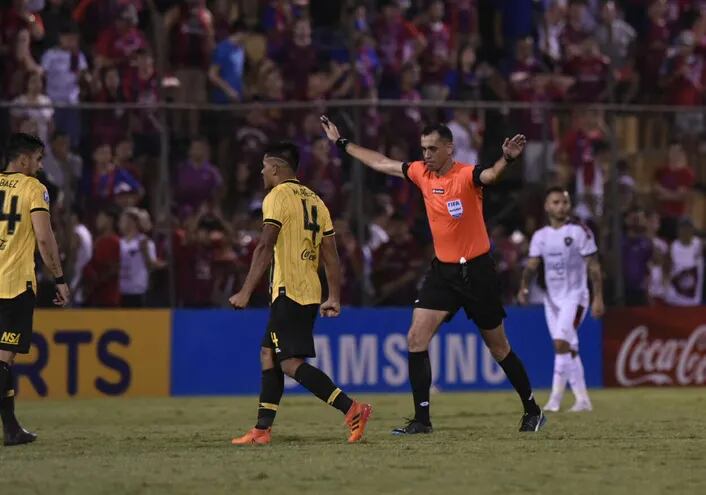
left=604, top=307, right=706, bottom=387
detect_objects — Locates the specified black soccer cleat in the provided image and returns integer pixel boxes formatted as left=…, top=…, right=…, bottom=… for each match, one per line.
left=3, top=427, right=37, bottom=446
left=519, top=411, right=547, bottom=432
left=391, top=419, right=433, bottom=435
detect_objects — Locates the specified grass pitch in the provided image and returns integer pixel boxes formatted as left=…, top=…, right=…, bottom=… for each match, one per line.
left=1, top=389, right=704, bottom=495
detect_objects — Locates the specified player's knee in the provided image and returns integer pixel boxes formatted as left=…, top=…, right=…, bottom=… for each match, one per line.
left=407, top=328, right=430, bottom=352
left=489, top=340, right=511, bottom=361
left=280, top=358, right=304, bottom=378
left=260, top=347, right=276, bottom=369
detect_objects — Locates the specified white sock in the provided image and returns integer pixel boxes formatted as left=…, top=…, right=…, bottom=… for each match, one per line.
left=548, top=354, right=571, bottom=405
left=568, top=354, right=590, bottom=404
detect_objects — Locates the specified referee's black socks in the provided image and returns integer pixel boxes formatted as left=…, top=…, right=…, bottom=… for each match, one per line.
left=256, top=367, right=285, bottom=430
left=293, top=363, right=353, bottom=414
left=499, top=350, right=541, bottom=415
left=408, top=350, right=432, bottom=426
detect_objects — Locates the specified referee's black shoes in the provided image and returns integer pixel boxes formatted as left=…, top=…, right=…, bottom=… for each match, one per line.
left=519, top=411, right=547, bottom=432
left=4, top=426, right=37, bottom=446
left=391, top=419, right=433, bottom=435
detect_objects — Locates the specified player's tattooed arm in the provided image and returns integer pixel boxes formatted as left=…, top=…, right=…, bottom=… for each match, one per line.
left=586, top=254, right=605, bottom=318
left=518, top=256, right=541, bottom=305
left=320, top=115, right=404, bottom=178
left=229, top=223, right=280, bottom=308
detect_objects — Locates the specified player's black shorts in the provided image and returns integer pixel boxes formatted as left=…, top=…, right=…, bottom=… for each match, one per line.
left=261, top=295, right=318, bottom=361
left=414, top=253, right=506, bottom=330
left=0, top=289, right=36, bottom=354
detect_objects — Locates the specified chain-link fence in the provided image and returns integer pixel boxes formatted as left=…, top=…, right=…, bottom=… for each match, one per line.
left=1, top=100, right=704, bottom=308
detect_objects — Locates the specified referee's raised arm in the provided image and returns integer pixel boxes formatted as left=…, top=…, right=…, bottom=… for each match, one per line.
left=320, top=115, right=405, bottom=178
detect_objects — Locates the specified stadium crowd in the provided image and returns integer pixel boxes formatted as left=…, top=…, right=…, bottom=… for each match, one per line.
left=0, top=0, right=704, bottom=308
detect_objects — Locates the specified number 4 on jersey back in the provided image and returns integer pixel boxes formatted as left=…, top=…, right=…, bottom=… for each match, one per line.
left=0, top=190, right=22, bottom=235
left=301, top=199, right=320, bottom=244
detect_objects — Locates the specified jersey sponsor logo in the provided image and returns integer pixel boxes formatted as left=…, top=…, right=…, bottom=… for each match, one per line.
left=446, top=199, right=464, bottom=219
left=0, top=331, right=20, bottom=345
left=432, top=188, right=445, bottom=195
left=564, top=237, right=573, bottom=246
left=300, top=249, right=317, bottom=261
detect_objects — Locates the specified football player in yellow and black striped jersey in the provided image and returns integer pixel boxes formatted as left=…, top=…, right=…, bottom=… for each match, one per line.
left=229, top=142, right=372, bottom=445
left=0, top=133, right=70, bottom=447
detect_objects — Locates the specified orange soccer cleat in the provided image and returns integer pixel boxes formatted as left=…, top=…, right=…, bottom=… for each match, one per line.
left=231, top=427, right=272, bottom=446
left=344, top=401, right=373, bottom=444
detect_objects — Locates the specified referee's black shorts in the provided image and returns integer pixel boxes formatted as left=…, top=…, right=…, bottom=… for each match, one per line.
left=0, top=289, right=36, bottom=354
left=414, top=253, right=506, bottom=330
left=261, top=295, right=318, bottom=361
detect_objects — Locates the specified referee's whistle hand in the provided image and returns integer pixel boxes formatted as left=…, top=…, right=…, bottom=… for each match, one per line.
left=320, top=115, right=340, bottom=141
left=54, top=283, right=71, bottom=307
left=229, top=291, right=250, bottom=309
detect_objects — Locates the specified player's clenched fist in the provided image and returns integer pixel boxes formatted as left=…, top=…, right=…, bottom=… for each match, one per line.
left=229, top=291, right=250, bottom=309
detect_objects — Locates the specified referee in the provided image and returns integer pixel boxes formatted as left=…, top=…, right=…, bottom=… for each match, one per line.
left=321, top=116, right=545, bottom=433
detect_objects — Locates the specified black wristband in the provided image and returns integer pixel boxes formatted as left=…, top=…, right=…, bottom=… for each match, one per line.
left=335, top=138, right=350, bottom=153
left=55, top=276, right=65, bottom=285
left=503, top=153, right=516, bottom=163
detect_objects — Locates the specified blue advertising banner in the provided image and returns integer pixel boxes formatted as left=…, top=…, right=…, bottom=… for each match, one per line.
left=172, top=307, right=603, bottom=395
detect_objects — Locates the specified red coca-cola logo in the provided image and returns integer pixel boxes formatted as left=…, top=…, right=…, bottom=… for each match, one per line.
left=614, top=325, right=706, bottom=386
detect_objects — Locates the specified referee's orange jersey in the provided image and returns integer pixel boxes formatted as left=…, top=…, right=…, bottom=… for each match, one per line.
left=403, top=160, right=490, bottom=263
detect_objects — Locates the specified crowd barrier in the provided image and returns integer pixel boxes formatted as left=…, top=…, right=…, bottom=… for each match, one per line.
left=11, top=306, right=608, bottom=399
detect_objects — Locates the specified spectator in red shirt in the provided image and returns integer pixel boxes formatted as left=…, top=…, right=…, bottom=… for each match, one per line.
left=89, top=66, right=129, bottom=147
left=560, top=0, right=592, bottom=58
left=563, top=38, right=611, bottom=102
left=1, top=0, right=45, bottom=47
left=654, top=141, right=695, bottom=238
left=374, top=1, right=426, bottom=97
left=3, top=27, right=42, bottom=99
left=165, top=0, right=214, bottom=137
left=95, top=5, right=148, bottom=71
left=639, top=0, right=670, bottom=99
left=123, top=49, right=160, bottom=157
left=419, top=0, right=452, bottom=87
left=280, top=17, right=318, bottom=100
left=82, top=206, right=121, bottom=307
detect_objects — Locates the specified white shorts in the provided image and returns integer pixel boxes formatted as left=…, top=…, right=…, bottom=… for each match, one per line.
left=543, top=295, right=589, bottom=350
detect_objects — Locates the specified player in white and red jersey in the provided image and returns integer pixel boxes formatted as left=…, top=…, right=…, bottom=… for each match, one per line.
left=518, top=187, right=605, bottom=412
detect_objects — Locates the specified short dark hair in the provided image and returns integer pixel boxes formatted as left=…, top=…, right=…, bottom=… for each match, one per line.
left=421, top=124, right=453, bottom=143
left=3, top=133, right=44, bottom=168
left=544, top=186, right=569, bottom=200
left=98, top=204, right=121, bottom=230
left=264, top=141, right=300, bottom=171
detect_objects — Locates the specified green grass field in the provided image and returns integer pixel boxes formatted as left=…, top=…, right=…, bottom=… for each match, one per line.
left=1, top=389, right=704, bottom=495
